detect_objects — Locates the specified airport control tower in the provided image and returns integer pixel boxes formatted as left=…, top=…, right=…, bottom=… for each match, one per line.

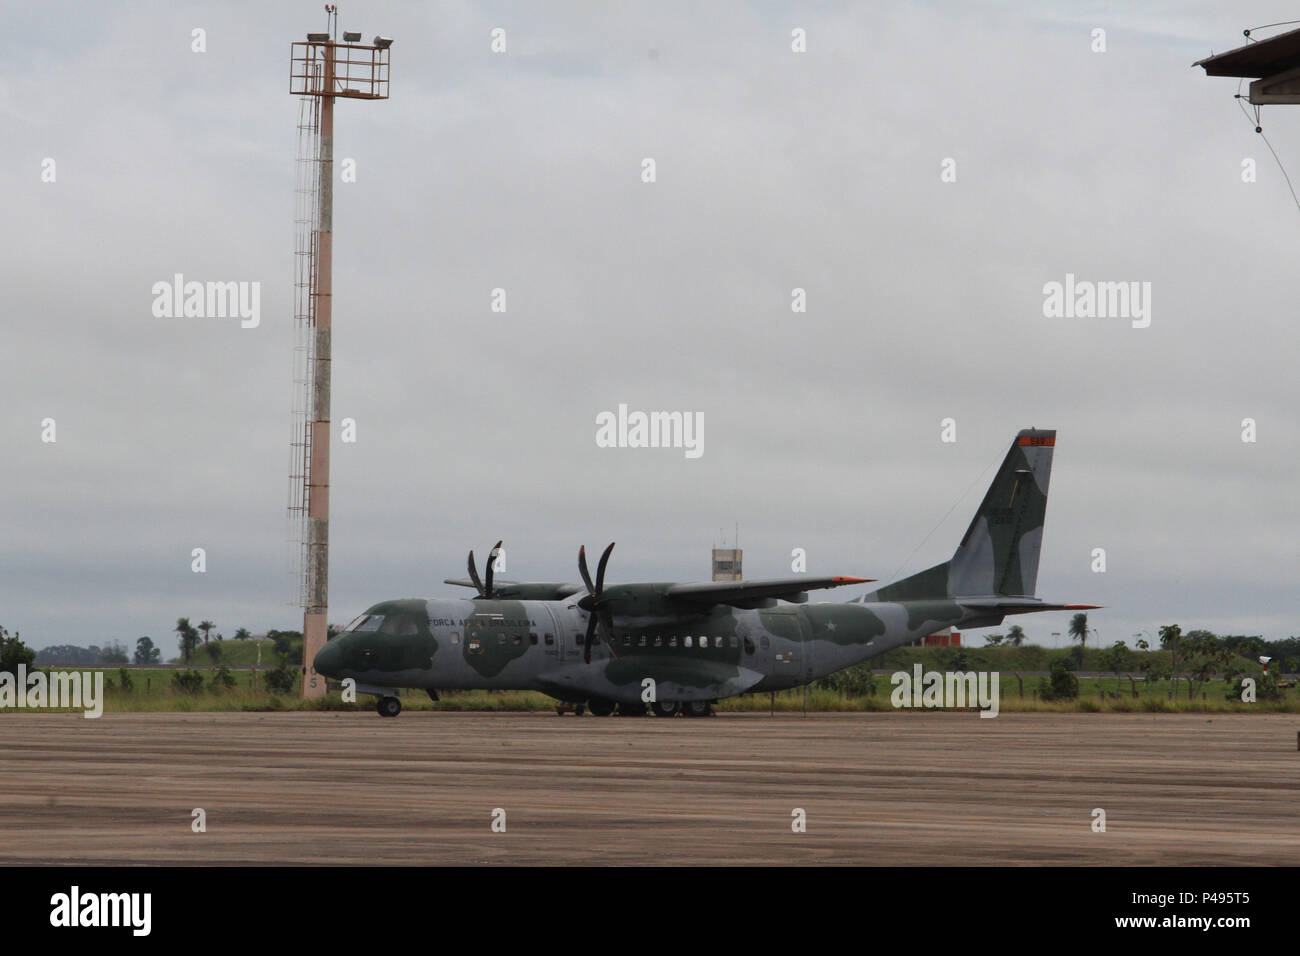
left=712, top=547, right=742, bottom=582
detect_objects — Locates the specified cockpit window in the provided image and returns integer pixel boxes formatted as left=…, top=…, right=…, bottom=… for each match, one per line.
left=345, top=615, right=384, bottom=633
left=378, top=615, right=419, bottom=637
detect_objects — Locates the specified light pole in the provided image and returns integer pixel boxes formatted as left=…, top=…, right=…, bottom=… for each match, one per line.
left=288, top=12, right=392, bottom=697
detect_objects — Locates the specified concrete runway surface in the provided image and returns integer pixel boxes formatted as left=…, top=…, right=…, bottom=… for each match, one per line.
left=2, top=712, right=1297, bottom=865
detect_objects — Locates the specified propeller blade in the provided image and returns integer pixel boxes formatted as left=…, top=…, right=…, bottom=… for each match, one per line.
left=595, top=542, right=614, bottom=593
left=579, top=542, right=619, bottom=662
left=467, top=550, right=484, bottom=597
left=578, top=545, right=595, bottom=594
left=582, top=611, right=599, bottom=664
left=483, top=540, right=503, bottom=598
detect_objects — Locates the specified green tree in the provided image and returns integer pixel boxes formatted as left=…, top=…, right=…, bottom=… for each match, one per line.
left=984, top=633, right=1005, bottom=647
left=204, top=642, right=222, bottom=665
left=1100, top=640, right=1131, bottom=692
left=0, top=626, right=36, bottom=673
left=175, top=617, right=200, bottom=663
left=1068, top=613, right=1089, bottom=657
left=233, top=627, right=251, bottom=641
left=1006, top=625, right=1026, bottom=648
left=198, top=620, right=215, bottom=644
left=101, top=640, right=128, bottom=665
left=1159, top=624, right=1182, bottom=697
left=209, top=665, right=236, bottom=691
left=1039, top=659, right=1079, bottom=701
left=134, top=636, right=160, bottom=665
left=118, top=667, right=134, bottom=693
left=1182, top=630, right=1230, bottom=701
left=171, top=670, right=205, bottom=694
left=263, top=663, right=297, bottom=694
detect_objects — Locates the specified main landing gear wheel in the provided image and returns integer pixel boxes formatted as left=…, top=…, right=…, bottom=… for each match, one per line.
left=588, top=698, right=616, bottom=717
left=684, top=700, right=712, bottom=718
left=377, top=696, right=402, bottom=718
left=618, top=702, right=647, bottom=717
left=651, top=700, right=681, bottom=718
left=574, top=703, right=586, bottom=716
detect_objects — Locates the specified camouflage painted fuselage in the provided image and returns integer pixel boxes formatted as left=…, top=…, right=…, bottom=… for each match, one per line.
left=313, top=427, right=1090, bottom=707
left=313, top=593, right=974, bottom=705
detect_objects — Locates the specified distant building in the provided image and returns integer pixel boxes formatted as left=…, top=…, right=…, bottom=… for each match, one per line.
left=712, top=548, right=742, bottom=582
left=914, top=627, right=961, bottom=647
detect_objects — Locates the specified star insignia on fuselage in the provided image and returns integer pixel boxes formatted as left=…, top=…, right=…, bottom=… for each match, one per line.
left=826, top=621, right=836, bottom=632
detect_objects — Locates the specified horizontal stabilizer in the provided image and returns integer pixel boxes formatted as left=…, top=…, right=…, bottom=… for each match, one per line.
left=957, top=597, right=1103, bottom=615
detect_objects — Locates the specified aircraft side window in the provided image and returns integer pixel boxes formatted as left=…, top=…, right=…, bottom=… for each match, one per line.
left=698, top=636, right=708, bottom=648
left=575, top=634, right=583, bottom=647
left=653, top=635, right=662, bottom=647
left=529, top=633, right=538, bottom=645
left=498, top=634, right=508, bottom=645
left=622, top=635, right=631, bottom=647
left=354, top=615, right=383, bottom=633
left=760, top=635, right=771, bottom=650
left=684, top=635, right=693, bottom=648
left=743, top=637, right=755, bottom=655
left=669, top=636, right=678, bottom=647
left=730, top=635, right=738, bottom=648
left=513, top=634, right=522, bottom=645
left=544, top=634, right=554, bottom=646
left=450, top=632, right=460, bottom=645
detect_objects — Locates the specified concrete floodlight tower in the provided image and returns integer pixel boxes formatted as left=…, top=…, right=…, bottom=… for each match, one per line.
left=288, top=10, right=391, bottom=697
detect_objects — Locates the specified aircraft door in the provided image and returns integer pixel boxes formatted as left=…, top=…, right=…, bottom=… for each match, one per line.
left=539, top=603, right=567, bottom=662
left=798, top=613, right=816, bottom=684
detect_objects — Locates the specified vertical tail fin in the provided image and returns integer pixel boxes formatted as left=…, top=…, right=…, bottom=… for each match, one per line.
left=865, top=428, right=1056, bottom=602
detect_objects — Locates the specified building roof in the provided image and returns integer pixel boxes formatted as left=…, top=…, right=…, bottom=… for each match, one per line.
left=1196, top=26, right=1300, bottom=78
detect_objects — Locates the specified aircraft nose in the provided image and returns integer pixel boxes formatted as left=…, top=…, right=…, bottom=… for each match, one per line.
left=314, top=640, right=342, bottom=678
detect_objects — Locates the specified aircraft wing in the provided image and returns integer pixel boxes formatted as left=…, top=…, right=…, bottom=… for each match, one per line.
left=664, top=575, right=873, bottom=609
left=443, top=578, right=586, bottom=601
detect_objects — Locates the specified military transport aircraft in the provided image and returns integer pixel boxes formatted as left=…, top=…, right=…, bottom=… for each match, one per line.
left=313, top=428, right=1098, bottom=717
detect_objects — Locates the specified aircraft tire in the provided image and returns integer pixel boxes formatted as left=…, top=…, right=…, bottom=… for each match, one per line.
left=377, top=696, right=402, bottom=718
left=650, top=700, right=680, bottom=718
left=587, top=698, right=616, bottom=717
left=684, top=700, right=712, bottom=718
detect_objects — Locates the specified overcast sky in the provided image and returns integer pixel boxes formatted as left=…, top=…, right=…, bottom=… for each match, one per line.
left=3, top=1, right=1298, bottom=656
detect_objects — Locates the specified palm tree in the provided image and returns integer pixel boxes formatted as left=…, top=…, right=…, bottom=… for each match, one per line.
left=175, top=617, right=199, bottom=663
left=233, top=627, right=251, bottom=641
left=1006, top=624, right=1026, bottom=647
left=1068, top=612, right=1089, bottom=656
left=1159, top=624, right=1183, bottom=697
left=198, top=620, right=215, bottom=644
